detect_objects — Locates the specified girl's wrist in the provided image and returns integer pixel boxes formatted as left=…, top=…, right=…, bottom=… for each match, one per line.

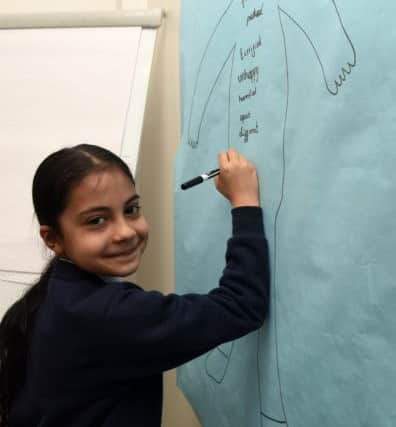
left=230, top=197, right=260, bottom=208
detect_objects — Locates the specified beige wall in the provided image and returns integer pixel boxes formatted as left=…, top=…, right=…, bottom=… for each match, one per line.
left=0, top=0, right=200, bottom=426
left=137, top=1, right=202, bottom=426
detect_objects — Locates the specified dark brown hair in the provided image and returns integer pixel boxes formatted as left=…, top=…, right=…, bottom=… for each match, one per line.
left=0, top=144, right=134, bottom=426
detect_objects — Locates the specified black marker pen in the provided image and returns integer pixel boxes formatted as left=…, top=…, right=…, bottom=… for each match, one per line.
left=181, top=168, right=220, bottom=190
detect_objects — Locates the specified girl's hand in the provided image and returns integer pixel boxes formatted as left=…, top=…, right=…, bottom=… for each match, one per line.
left=214, top=148, right=260, bottom=208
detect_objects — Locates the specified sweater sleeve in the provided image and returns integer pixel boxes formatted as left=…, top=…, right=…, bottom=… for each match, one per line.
left=92, top=206, right=269, bottom=379
left=44, top=207, right=269, bottom=390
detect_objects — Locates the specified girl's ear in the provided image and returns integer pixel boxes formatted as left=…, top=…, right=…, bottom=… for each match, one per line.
left=39, top=225, right=64, bottom=256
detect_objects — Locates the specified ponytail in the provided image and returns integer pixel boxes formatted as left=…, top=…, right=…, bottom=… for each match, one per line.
left=0, top=257, right=57, bottom=426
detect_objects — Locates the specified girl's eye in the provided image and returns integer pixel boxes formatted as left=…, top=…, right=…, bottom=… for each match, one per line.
left=125, top=205, right=141, bottom=216
left=87, top=216, right=106, bottom=226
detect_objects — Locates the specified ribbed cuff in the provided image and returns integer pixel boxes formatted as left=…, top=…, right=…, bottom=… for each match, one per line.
left=231, top=206, right=264, bottom=236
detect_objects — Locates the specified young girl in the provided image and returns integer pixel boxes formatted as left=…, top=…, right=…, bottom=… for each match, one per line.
left=0, top=144, right=269, bottom=427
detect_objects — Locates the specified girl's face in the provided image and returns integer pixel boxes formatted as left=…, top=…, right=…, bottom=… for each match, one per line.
left=44, top=168, right=149, bottom=277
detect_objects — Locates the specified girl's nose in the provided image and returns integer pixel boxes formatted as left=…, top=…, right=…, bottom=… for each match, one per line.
left=112, top=218, right=136, bottom=242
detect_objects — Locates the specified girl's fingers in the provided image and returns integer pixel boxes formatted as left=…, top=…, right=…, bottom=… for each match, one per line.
left=218, top=151, right=228, bottom=168
left=219, top=148, right=249, bottom=168
left=227, top=147, right=239, bottom=161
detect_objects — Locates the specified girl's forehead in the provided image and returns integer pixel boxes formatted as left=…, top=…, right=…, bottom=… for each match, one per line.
left=81, top=168, right=134, bottom=191
left=67, top=169, right=136, bottom=208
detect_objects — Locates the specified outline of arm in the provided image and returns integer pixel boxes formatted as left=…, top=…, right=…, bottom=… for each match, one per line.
left=279, top=0, right=356, bottom=96
left=187, top=0, right=237, bottom=147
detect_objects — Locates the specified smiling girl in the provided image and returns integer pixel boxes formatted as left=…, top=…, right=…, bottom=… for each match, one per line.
left=0, top=144, right=269, bottom=427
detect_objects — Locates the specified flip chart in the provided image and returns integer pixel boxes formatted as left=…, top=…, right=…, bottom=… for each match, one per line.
left=174, top=1, right=396, bottom=426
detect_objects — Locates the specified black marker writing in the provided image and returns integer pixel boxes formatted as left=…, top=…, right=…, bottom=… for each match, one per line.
left=240, top=112, right=251, bottom=123
left=239, top=86, right=257, bottom=102
left=238, top=66, right=260, bottom=83
left=240, top=35, right=262, bottom=60
left=247, top=4, right=264, bottom=26
left=239, top=121, right=259, bottom=143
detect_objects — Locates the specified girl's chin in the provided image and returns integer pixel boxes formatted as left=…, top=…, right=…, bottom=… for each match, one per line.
left=106, top=259, right=140, bottom=277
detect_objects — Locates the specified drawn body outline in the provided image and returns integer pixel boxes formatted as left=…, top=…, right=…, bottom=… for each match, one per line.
left=184, top=1, right=356, bottom=425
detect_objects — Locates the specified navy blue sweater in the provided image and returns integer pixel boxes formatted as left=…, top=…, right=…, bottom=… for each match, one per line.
left=10, top=207, right=269, bottom=426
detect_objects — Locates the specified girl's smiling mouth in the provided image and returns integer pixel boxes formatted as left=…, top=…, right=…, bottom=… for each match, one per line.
left=105, top=245, right=141, bottom=258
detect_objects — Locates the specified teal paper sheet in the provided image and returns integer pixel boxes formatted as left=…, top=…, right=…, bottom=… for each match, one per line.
left=174, top=2, right=396, bottom=426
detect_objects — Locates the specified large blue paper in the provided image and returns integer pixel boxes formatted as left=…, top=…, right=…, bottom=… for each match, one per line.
left=174, top=2, right=396, bottom=426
